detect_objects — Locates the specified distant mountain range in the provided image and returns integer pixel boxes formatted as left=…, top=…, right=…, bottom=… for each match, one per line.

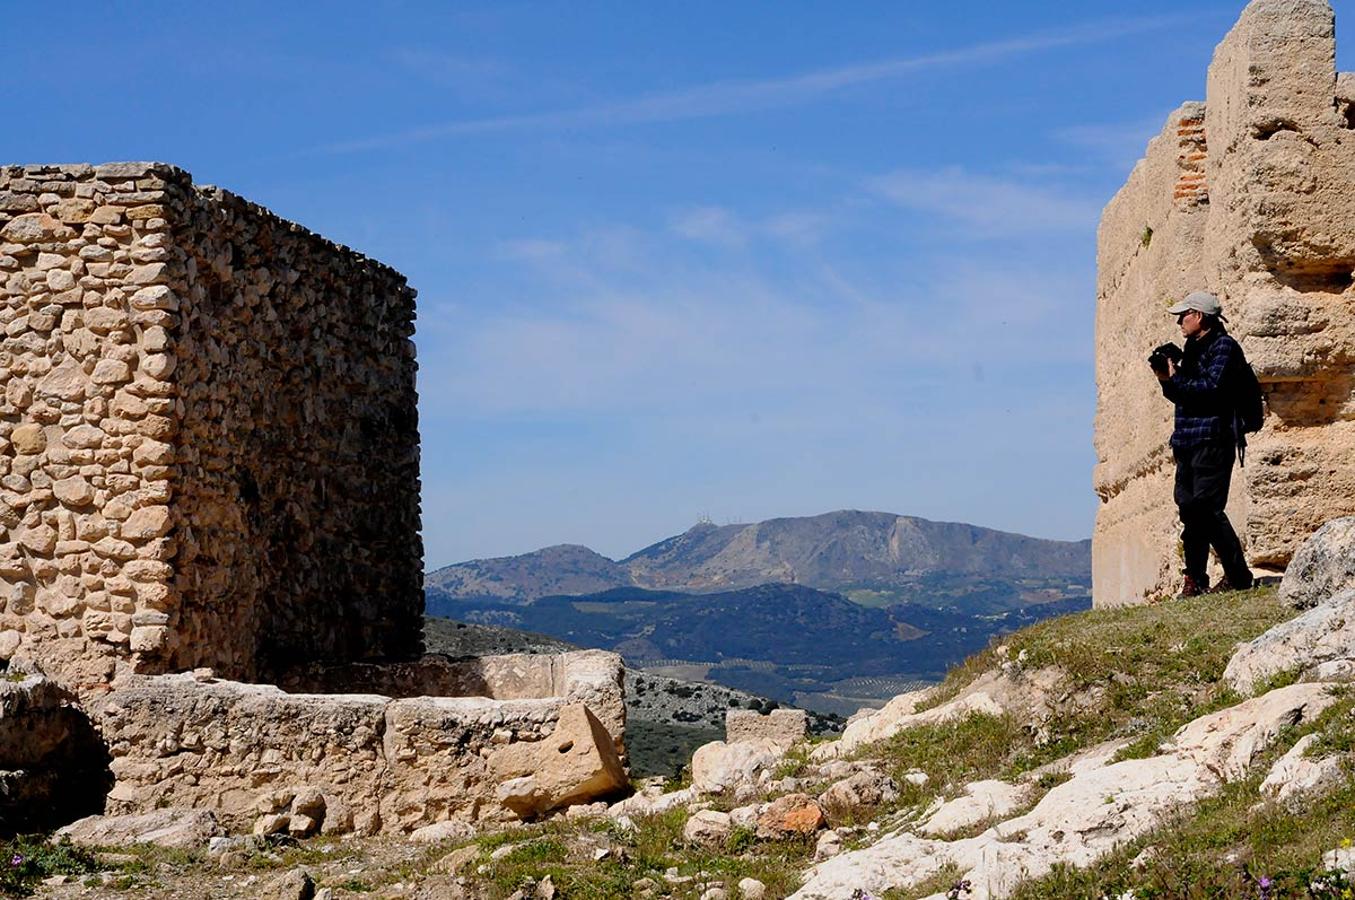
left=428, top=510, right=1091, bottom=606
left=425, top=511, right=1091, bottom=714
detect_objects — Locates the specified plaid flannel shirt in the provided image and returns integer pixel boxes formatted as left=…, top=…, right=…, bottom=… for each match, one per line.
left=1161, top=328, right=1242, bottom=450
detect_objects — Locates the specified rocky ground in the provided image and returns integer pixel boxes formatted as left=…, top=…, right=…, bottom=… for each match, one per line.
left=15, top=520, right=1355, bottom=899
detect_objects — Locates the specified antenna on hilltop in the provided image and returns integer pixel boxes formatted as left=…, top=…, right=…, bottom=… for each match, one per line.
left=697, top=513, right=714, bottom=526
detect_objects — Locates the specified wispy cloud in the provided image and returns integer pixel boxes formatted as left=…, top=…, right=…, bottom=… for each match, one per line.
left=321, top=12, right=1207, bottom=154
left=421, top=220, right=1090, bottom=420
left=670, top=207, right=747, bottom=249
left=1055, top=116, right=1167, bottom=170
left=667, top=206, right=833, bottom=250
left=872, top=166, right=1102, bottom=236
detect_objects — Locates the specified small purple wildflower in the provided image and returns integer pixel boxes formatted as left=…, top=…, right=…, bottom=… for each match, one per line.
left=9, top=853, right=21, bottom=867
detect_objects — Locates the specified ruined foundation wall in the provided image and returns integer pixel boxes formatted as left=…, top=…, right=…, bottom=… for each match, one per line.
left=0, top=163, right=422, bottom=687
left=94, top=650, right=626, bottom=834
left=1094, top=0, right=1355, bottom=606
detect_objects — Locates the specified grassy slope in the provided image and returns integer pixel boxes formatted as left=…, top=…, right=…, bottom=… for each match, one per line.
left=20, top=588, right=1355, bottom=899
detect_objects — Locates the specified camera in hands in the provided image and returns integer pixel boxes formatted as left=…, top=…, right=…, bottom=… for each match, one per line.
left=1148, top=342, right=1183, bottom=374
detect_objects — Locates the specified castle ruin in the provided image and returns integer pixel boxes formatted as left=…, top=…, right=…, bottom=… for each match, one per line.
left=1094, top=0, right=1355, bottom=605
left=0, top=162, right=422, bottom=688
left=0, top=163, right=627, bottom=835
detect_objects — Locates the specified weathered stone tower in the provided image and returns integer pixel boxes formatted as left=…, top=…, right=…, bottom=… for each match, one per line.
left=0, top=162, right=422, bottom=687
left=1094, top=0, right=1355, bottom=606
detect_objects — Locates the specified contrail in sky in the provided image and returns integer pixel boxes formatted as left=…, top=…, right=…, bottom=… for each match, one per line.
left=319, top=11, right=1215, bottom=154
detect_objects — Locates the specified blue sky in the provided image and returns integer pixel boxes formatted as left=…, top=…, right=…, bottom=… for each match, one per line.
left=6, top=2, right=1349, bottom=567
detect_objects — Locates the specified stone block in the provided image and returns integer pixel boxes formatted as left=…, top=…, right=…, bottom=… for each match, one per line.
left=726, top=708, right=808, bottom=749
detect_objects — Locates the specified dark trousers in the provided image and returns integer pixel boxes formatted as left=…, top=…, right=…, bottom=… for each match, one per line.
left=1173, top=441, right=1250, bottom=586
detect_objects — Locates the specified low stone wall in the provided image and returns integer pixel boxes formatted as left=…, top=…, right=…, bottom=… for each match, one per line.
left=91, top=650, right=626, bottom=834
left=278, top=649, right=626, bottom=756
left=726, top=708, right=808, bottom=749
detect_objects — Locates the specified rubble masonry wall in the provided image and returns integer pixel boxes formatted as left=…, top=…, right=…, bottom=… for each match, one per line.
left=0, top=162, right=421, bottom=687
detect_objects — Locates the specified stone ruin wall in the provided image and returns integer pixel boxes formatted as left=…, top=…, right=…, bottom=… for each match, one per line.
left=93, top=650, right=626, bottom=835
left=1094, top=0, right=1355, bottom=606
left=0, top=162, right=422, bottom=689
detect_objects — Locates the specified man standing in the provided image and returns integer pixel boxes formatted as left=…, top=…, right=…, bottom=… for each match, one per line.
left=1153, top=291, right=1254, bottom=597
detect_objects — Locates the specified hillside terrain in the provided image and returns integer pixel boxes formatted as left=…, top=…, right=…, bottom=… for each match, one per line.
left=427, top=510, right=1091, bottom=713
left=30, top=584, right=1355, bottom=900
left=427, top=510, right=1091, bottom=607
left=428, top=585, right=1088, bottom=714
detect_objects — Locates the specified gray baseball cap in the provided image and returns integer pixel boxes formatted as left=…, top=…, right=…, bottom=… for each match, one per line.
left=1167, top=290, right=1227, bottom=319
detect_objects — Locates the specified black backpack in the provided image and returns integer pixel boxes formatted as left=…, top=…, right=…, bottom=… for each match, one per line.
left=1230, top=345, right=1264, bottom=463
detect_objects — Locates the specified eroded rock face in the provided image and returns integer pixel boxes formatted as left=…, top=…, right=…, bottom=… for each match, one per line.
left=56, top=809, right=222, bottom=850
left=1093, top=0, right=1355, bottom=606
left=1224, top=586, right=1355, bottom=693
left=1259, top=734, right=1346, bottom=806
left=1278, top=516, right=1355, bottom=609
left=791, top=682, right=1339, bottom=899
left=0, top=161, right=421, bottom=690
left=817, top=771, right=899, bottom=825
left=691, top=739, right=783, bottom=794
left=488, top=703, right=628, bottom=818
left=917, top=779, right=1028, bottom=838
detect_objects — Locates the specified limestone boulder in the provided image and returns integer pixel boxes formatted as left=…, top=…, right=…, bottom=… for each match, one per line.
left=608, top=786, right=696, bottom=818
left=265, top=867, right=315, bottom=900
left=1259, top=734, right=1347, bottom=806
left=1224, top=587, right=1355, bottom=694
left=409, top=820, right=476, bottom=844
left=814, top=830, right=842, bottom=861
left=683, top=810, right=733, bottom=847
left=1171, top=683, right=1340, bottom=780
left=737, top=878, right=767, bottom=899
left=56, top=809, right=223, bottom=849
left=791, top=682, right=1338, bottom=899
left=917, top=779, right=1029, bottom=837
left=817, top=770, right=899, bottom=824
left=488, top=703, right=626, bottom=818
left=691, top=739, right=783, bottom=794
left=755, top=793, right=825, bottom=839
left=1279, top=517, right=1355, bottom=609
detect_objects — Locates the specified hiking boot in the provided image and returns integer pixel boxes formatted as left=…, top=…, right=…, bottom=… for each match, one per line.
left=1210, top=574, right=1254, bottom=594
left=1179, top=574, right=1209, bottom=598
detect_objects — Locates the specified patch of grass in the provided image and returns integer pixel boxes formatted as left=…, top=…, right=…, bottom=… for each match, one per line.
left=0, top=835, right=103, bottom=897
left=462, top=802, right=815, bottom=899
left=773, top=743, right=813, bottom=780
left=334, top=876, right=376, bottom=892
left=903, top=589, right=1295, bottom=780
left=863, top=711, right=1027, bottom=824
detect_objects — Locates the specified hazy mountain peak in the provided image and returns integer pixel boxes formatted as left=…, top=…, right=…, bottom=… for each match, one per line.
left=431, top=510, right=1090, bottom=604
